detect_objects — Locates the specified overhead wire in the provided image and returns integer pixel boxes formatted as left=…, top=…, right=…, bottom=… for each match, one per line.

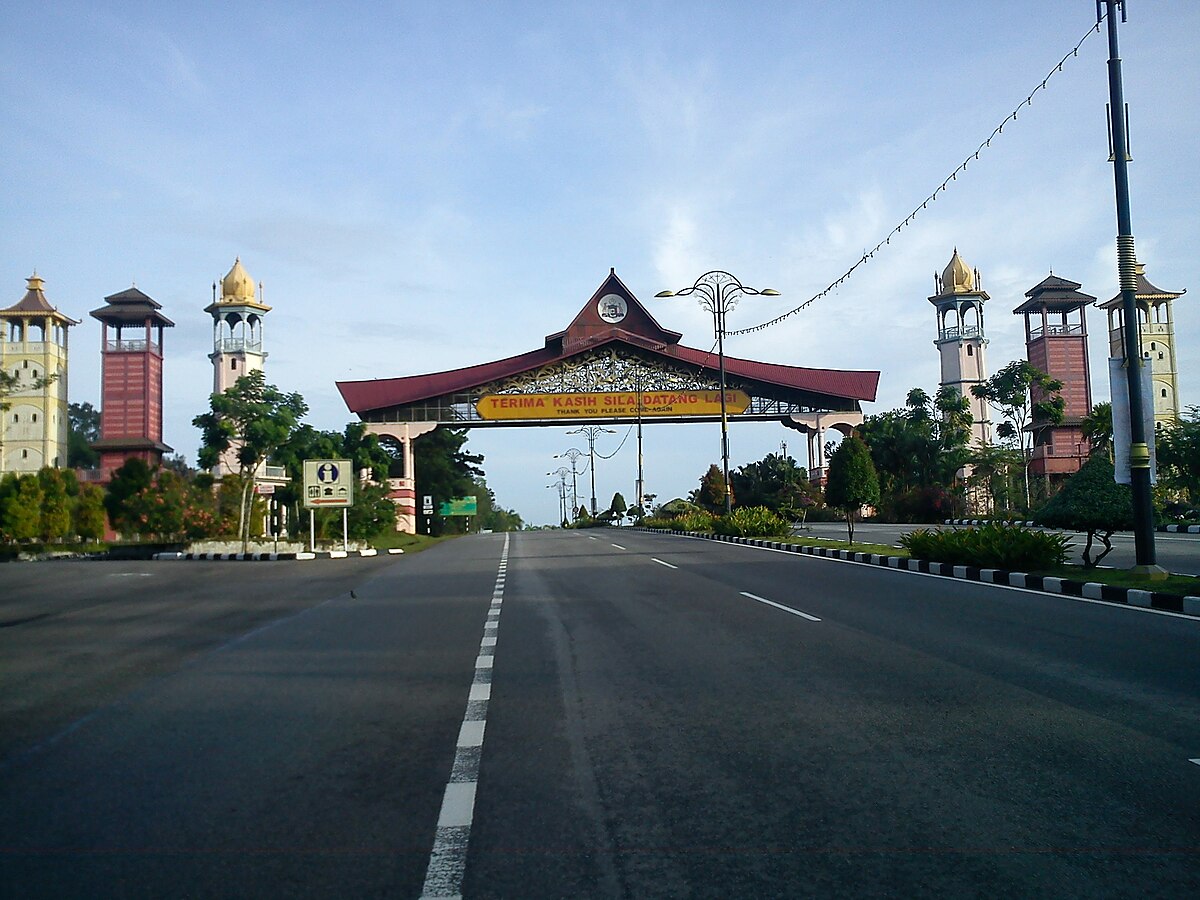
left=727, top=14, right=1106, bottom=337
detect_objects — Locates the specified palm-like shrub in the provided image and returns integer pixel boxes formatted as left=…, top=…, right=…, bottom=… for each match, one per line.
left=900, top=523, right=1070, bottom=571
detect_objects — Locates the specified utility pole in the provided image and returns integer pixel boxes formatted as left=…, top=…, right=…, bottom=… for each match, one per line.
left=1101, top=0, right=1162, bottom=576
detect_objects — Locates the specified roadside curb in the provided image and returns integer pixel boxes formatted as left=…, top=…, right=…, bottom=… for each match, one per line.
left=645, top=529, right=1200, bottom=618
left=941, top=518, right=1200, bottom=534
left=152, top=549, right=393, bottom=562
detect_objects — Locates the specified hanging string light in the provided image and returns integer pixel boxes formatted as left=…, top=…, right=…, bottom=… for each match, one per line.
left=728, top=15, right=1106, bottom=337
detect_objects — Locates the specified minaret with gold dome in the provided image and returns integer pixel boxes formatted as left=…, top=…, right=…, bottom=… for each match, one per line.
left=1, top=274, right=79, bottom=473
left=205, top=258, right=272, bottom=478
left=929, top=249, right=991, bottom=447
left=207, top=258, right=270, bottom=397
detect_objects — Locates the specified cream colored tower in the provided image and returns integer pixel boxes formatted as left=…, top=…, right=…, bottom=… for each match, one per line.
left=0, top=274, right=78, bottom=473
left=1098, top=261, right=1186, bottom=431
left=205, top=258, right=271, bottom=478
left=929, top=250, right=991, bottom=447
left=206, top=258, right=270, bottom=395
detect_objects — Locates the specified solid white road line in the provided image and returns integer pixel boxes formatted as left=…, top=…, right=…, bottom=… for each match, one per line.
left=1190, top=758, right=1200, bottom=767
left=739, top=591, right=821, bottom=622
left=651, top=558, right=678, bottom=569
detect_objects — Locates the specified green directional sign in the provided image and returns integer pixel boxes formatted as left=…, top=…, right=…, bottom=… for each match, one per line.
left=438, top=496, right=477, bottom=516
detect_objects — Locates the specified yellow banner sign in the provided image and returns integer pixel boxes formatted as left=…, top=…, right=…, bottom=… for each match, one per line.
left=476, top=390, right=751, bottom=420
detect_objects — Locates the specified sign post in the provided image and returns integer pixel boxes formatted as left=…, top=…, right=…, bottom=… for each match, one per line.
left=303, top=459, right=355, bottom=551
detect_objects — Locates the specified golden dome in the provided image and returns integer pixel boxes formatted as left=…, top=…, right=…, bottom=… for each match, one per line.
left=941, top=249, right=976, bottom=294
left=220, top=257, right=257, bottom=303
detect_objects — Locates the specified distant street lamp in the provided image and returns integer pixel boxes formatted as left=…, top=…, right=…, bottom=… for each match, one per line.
left=546, top=471, right=568, bottom=525
left=553, top=448, right=583, bottom=519
left=567, top=426, right=616, bottom=516
left=656, top=271, right=780, bottom=514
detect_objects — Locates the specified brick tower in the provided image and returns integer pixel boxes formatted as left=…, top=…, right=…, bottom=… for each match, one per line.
left=89, top=286, right=174, bottom=479
left=1014, top=275, right=1094, bottom=478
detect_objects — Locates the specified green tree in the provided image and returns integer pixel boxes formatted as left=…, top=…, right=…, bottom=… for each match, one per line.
left=105, top=458, right=154, bottom=537
left=1033, top=455, right=1133, bottom=567
left=74, top=483, right=108, bottom=541
left=1156, top=405, right=1200, bottom=504
left=67, top=401, right=101, bottom=469
left=2, top=474, right=44, bottom=542
left=473, top=476, right=524, bottom=532
left=193, top=370, right=308, bottom=552
left=729, top=452, right=814, bottom=513
left=37, top=467, right=74, bottom=541
left=609, top=491, right=627, bottom=523
left=691, top=464, right=730, bottom=513
left=413, top=428, right=483, bottom=536
left=824, top=435, right=880, bottom=545
left=1081, top=401, right=1113, bottom=461
left=971, top=360, right=1065, bottom=510
left=858, top=386, right=971, bottom=520
left=965, top=442, right=1022, bottom=516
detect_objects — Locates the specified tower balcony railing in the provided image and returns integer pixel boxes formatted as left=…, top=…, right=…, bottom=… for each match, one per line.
left=215, top=338, right=263, bottom=354
left=938, top=324, right=983, bottom=342
left=1029, top=323, right=1084, bottom=340
left=105, top=339, right=161, bottom=353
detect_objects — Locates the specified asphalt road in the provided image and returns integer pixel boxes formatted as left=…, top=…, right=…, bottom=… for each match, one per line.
left=2, top=533, right=1198, bottom=898
left=800, top=521, right=1200, bottom=577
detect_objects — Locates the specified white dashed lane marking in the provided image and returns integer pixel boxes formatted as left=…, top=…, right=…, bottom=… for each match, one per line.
left=651, top=558, right=678, bottom=569
left=739, top=591, right=821, bottom=622
left=611, top=543, right=626, bottom=550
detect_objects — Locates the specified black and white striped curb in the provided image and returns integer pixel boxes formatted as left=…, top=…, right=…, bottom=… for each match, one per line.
left=152, top=548, right=403, bottom=561
left=943, top=518, right=1200, bottom=534
left=942, top=518, right=1036, bottom=527
left=647, top=529, right=1200, bottom=618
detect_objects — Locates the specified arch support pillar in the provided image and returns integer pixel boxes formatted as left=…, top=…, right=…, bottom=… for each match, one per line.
left=784, top=412, right=862, bottom=486
left=365, top=422, right=437, bottom=533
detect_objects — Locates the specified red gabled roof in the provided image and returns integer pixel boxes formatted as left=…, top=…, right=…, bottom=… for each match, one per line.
left=336, top=272, right=879, bottom=414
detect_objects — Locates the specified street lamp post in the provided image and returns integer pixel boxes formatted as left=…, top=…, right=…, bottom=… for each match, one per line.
left=567, top=426, right=616, bottom=517
left=1101, top=0, right=1160, bottom=576
left=656, top=271, right=779, bottom=514
left=547, top=467, right=570, bottom=525
left=553, top=448, right=583, bottom=520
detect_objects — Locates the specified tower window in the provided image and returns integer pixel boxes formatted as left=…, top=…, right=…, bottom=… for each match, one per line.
left=1150, top=342, right=1156, bottom=350
left=967, top=345, right=974, bottom=357
left=22, top=450, right=28, bottom=458
left=231, top=359, right=237, bottom=370
left=1158, top=352, right=1164, bottom=360
left=31, top=413, right=37, bottom=423
left=1162, top=389, right=1168, bottom=398
left=12, top=414, right=17, bottom=423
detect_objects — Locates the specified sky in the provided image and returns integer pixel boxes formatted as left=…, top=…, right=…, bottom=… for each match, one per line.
left=3, top=1, right=1197, bottom=526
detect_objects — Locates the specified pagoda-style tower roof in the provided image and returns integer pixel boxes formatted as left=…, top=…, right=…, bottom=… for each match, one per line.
left=1014, top=274, right=1097, bottom=315
left=1098, top=261, right=1186, bottom=310
left=90, top=286, right=175, bottom=327
left=2, top=274, right=80, bottom=324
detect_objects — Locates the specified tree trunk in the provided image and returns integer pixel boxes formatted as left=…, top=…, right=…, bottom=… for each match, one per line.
left=238, top=474, right=254, bottom=554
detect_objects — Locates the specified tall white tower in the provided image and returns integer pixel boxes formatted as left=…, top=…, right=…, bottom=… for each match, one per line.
left=205, top=258, right=271, bottom=478
left=207, top=258, right=270, bottom=396
left=929, top=249, right=991, bottom=448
